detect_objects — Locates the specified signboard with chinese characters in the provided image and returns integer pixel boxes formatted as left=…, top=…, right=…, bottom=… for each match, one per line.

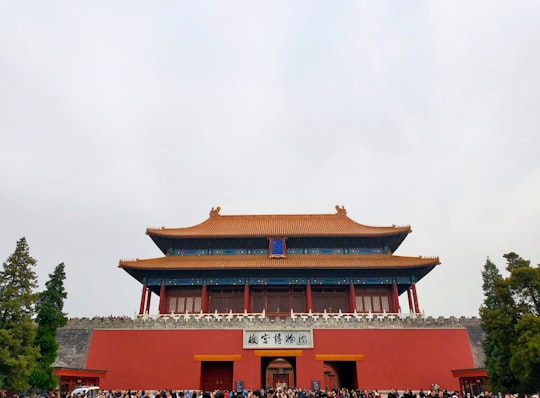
left=269, top=237, right=286, bottom=258
left=243, top=330, right=313, bottom=349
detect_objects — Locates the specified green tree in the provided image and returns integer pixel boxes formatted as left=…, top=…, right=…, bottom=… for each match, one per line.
left=481, top=257, right=503, bottom=310
left=504, top=252, right=540, bottom=316
left=480, top=257, right=518, bottom=393
left=0, top=237, right=40, bottom=395
left=509, top=313, right=540, bottom=393
left=29, top=263, right=68, bottom=392
left=480, top=253, right=540, bottom=393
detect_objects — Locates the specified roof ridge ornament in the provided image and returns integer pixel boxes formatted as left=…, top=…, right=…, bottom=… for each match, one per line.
left=335, top=205, right=347, bottom=216
left=210, top=206, right=221, bottom=217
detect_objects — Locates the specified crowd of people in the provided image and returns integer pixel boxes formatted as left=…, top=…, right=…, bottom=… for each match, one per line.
left=65, top=387, right=538, bottom=398
left=8, top=386, right=533, bottom=398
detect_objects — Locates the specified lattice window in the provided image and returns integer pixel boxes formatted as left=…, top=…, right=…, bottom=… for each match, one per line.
left=372, top=296, right=381, bottom=312
left=167, top=289, right=201, bottom=313
left=381, top=296, right=390, bottom=312
left=168, top=297, right=177, bottom=313
left=194, top=297, right=202, bottom=312
left=312, top=287, right=348, bottom=313
left=364, top=296, right=373, bottom=312
left=208, top=288, right=244, bottom=313
left=356, top=296, right=364, bottom=312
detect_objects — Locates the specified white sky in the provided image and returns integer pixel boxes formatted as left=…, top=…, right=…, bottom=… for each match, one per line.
left=1, top=1, right=539, bottom=318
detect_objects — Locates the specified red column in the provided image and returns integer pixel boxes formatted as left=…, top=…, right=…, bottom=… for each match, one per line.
left=411, top=283, right=420, bottom=313
left=201, top=284, right=208, bottom=313
left=244, top=284, right=250, bottom=312
left=159, top=284, right=166, bottom=314
left=392, top=283, right=400, bottom=313
left=145, top=289, right=152, bottom=314
left=306, top=283, right=313, bottom=312
left=349, top=283, right=356, bottom=312
left=407, top=287, right=413, bottom=313
left=139, top=285, right=147, bottom=315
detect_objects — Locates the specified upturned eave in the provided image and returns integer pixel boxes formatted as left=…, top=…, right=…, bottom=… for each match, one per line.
left=119, top=253, right=440, bottom=271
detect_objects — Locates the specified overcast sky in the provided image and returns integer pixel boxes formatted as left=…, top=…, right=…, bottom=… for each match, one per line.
left=1, top=1, right=539, bottom=319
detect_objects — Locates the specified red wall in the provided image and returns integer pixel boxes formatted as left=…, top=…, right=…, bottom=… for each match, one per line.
left=86, top=328, right=473, bottom=391
left=314, top=329, right=474, bottom=390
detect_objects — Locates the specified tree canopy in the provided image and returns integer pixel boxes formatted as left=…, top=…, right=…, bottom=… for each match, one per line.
left=0, top=237, right=40, bottom=392
left=0, top=238, right=68, bottom=395
left=480, top=253, right=540, bottom=393
left=30, top=262, right=68, bottom=392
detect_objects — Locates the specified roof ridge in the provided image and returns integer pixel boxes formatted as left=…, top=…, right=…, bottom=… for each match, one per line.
left=208, top=205, right=349, bottom=218
left=146, top=206, right=412, bottom=239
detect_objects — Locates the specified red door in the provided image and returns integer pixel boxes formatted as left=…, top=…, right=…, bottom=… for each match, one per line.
left=201, top=361, right=233, bottom=391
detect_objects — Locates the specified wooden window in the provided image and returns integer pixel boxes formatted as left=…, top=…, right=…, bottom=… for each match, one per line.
left=355, top=286, right=393, bottom=313
left=312, top=287, right=348, bottom=313
left=363, top=296, right=372, bottom=312
left=251, top=287, right=306, bottom=314
left=292, top=294, right=306, bottom=313
left=252, top=294, right=264, bottom=313
left=208, top=288, right=244, bottom=313
left=194, top=297, right=202, bottom=312
left=267, top=294, right=289, bottom=314
left=167, top=289, right=201, bottom=314
left=372, top=296, right=381, bottom=312
left=186, top=297, right=194, bottom=311
left=381, top=296, right=390, bottom=312
left=168, top=297, right=177, bottom=313
left=178, top=297, right=186, bottom=311
left=355, top=296, right=364, bottom=312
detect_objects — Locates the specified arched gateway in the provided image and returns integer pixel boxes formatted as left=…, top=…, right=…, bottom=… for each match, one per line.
left=80, top=206, right=476, bottom=391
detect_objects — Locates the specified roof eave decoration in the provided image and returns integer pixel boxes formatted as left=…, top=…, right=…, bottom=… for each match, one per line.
left=210, top=206, right=221, bottom=217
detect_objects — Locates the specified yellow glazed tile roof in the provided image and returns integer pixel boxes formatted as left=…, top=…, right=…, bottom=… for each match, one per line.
left=119, top=253, right=440, bottom=270
left=146, top=206, right=411, bottom=238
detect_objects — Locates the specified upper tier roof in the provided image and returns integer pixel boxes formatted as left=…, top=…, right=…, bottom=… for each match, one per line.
left=146, top=206, right=412, bottom=239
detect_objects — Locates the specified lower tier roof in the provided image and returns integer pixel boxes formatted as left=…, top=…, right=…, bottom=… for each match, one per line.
left=119, top=253, right=440, bottom=271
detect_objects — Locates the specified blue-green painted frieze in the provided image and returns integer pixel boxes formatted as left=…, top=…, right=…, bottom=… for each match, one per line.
left=167, top=246, right=390, bottom=256
left=147, top=275, right=411, bottom=287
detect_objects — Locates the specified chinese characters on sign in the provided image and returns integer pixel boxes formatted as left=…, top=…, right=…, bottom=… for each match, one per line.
left=243, top=330, right=313, bottom=349
left=269, top=237, right=286, bottom=258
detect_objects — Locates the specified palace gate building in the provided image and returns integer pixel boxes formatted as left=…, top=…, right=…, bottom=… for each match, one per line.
left=77, top=206, right=481, bottom=391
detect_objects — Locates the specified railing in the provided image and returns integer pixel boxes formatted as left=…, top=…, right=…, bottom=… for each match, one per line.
left=65, top=312, right=479, bottom=330
left=140, top=309, right=267, bottom=322
left=288, top=309, right=422, bottom=322
left=134, top=308, right=425, bottom=323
